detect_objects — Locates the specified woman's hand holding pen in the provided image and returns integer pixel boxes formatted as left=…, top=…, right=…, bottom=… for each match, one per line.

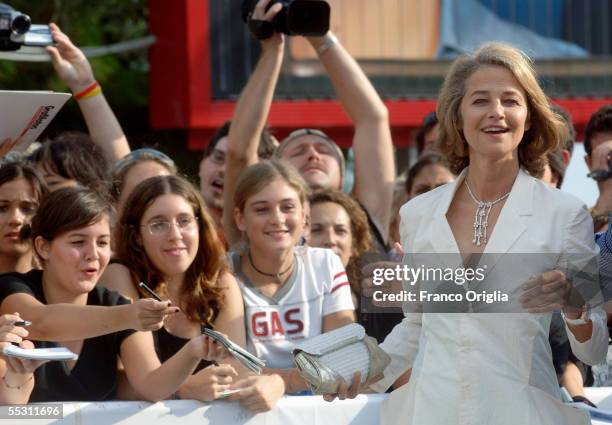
left=0, top=314, right=29, bottom=347
left=0, top=313, right=47, bottom=382
left=129, top=299, right=179, bottom=332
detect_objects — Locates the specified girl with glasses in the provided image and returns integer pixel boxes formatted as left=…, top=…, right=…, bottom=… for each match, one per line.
left=100, top=174, right=248, bottom=402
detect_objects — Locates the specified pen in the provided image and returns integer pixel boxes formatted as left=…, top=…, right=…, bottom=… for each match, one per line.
left=14, top=321, right=31, bottom=327
left=138, top=282, right=163, bottom=302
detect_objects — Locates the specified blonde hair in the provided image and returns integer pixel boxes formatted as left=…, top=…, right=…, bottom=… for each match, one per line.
left=233, top=160, right=310, bottom=213
left=437, top=42, right=567, bottom=175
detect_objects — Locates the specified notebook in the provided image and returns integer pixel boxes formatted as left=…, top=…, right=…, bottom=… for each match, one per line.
left=2, top=345, right=78, bottom=361
left=203, top=328, right=265, bottom=374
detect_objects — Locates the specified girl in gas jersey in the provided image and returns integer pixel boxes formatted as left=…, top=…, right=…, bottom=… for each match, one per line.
left=223, top=160, right=355, bottom=411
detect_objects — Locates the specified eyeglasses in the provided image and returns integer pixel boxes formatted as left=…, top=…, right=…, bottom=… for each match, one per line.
left=114, top=148, right=175, bottom=174
left=142, top=216, right=198, bottom=236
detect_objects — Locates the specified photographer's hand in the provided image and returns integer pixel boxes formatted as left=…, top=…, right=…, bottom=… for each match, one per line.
left=46, top=23, right=95, bottom=94
left=252, top=0, right=284, bottom=48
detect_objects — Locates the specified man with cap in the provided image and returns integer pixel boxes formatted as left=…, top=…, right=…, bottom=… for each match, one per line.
left=274, top=128, right=346, bottom=192
left=222, top=0, right=394, bottom=253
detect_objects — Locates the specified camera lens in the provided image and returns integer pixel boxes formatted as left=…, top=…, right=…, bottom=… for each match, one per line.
left=286, top=0, right=329, bottom=36
left=11, top=14, right=31, bottom=35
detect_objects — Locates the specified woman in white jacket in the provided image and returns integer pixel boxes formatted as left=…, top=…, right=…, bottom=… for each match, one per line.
left=339, top=42, right=608, bottom=425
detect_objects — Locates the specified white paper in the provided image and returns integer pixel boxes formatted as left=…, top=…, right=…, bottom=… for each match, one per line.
left=216, top=389, right=243, bottom=399
left=0, top=90, right=71, bottom=153
left=2, top=345, right=78, bottom=361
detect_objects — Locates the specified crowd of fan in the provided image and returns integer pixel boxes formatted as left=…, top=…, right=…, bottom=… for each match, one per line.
left=1, top=1, right=612, bottom=413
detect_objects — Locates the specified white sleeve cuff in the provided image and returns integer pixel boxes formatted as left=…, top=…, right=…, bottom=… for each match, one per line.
left=566, top=306, right=608, bottom=365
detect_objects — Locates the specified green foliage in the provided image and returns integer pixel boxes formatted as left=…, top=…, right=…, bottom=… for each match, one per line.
left=0, top=0, right=150, bottom=131
left=0, top=1, right=201, bottom=175
left=0, top=0, right=148, bottom=94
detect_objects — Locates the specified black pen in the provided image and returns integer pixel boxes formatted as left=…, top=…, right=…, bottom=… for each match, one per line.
left=14, top=321, right=31, bottom=327
left=138, top=282, right=163, bottom=302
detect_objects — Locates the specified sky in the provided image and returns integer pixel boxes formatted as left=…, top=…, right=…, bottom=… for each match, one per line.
left=561, top=143, right=599, bottom=207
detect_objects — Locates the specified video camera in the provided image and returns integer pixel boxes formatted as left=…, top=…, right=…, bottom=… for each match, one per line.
left=0, top=3, right=53, bottom=51
left=241, top=0, right=330, bottom=37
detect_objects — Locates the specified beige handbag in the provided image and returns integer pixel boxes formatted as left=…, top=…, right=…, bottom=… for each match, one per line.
left=292, top=323, right=390, bottom=394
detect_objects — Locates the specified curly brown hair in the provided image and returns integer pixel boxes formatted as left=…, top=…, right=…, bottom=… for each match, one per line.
left=309, top=189, right=373, bottom=298
left=115, top=175, right=226, bottom=327
left=437, top=42, right=567, bottom=176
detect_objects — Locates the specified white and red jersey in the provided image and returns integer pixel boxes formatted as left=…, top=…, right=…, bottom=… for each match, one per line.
left=229, top=246, right=354, bottom=369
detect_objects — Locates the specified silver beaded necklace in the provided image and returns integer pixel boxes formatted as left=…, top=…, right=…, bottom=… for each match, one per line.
left=464, top=180, right=511, bottom=246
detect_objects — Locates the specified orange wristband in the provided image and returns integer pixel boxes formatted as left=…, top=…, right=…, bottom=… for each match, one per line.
left=74, top=81, right=101, bottom=100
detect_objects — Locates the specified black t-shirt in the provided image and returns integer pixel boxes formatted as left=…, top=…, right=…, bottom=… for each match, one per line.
left=0, top=270, right=136, bottom=402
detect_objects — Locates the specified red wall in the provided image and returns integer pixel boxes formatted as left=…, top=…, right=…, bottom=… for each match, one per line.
left=149, top=0, right=612, bottom=150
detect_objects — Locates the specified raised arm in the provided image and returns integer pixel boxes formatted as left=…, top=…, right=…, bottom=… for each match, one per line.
left=223, top=0, right=285, bottom=247
left=306, top=32, right=395, bottom=245
left=0, top=293, right=176, bottom=342
left=46, top=23, right=131, bottom=162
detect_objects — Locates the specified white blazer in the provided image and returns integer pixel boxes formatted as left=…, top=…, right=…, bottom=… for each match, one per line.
left=373, top=168, right=608, bottom=425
